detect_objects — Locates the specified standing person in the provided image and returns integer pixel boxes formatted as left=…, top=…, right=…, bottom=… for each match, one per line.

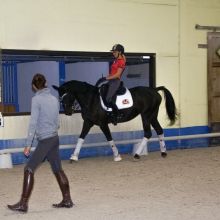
left=7, top=73, right=73, bottom=213
left=106, top=44, right=126, bottom=125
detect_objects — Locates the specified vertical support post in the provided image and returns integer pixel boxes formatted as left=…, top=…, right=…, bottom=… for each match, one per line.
left=59, top=61, right=66, bottom=86
left=0, top=49, right=3, bottom=121
left=0, top=48, right=3, bottom=103
left=0, top=48, right=2, bottom=108
left=149, top=54, right=156, bottom=88
left=13, top=61, right=19, bottom=112
left=59, top=61, right=66, bottom=111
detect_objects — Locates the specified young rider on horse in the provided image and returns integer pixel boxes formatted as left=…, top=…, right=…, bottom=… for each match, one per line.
left=105, top=44, right=126, bottom=125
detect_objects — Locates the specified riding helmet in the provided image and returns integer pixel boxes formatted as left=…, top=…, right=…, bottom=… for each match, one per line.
left=111, top=44, right=125, bottom=54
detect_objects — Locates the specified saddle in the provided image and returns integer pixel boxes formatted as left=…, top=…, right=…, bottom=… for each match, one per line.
left=99, top=82, right=133, bottom=111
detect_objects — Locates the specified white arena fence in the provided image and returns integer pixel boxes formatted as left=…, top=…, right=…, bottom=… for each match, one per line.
left=1, top=132, right=220, bottom=155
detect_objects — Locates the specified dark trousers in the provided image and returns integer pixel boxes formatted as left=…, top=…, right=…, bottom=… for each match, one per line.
left=25, top=135, right=62, bottom=174
left=106, top=79, right=121, bottom=103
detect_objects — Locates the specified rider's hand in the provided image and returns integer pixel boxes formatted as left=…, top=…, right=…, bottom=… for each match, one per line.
left=100, top=76, right=106, bottom=82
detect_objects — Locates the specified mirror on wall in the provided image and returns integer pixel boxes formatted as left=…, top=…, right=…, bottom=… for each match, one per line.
left=0, top=49, right=155, bottom=114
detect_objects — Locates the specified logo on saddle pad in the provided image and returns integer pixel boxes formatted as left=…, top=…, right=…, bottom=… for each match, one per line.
left=100, top=88, right=133, bottom=111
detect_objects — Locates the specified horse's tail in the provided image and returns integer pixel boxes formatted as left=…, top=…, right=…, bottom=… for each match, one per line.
left=156, top=86, right=178, bottom=126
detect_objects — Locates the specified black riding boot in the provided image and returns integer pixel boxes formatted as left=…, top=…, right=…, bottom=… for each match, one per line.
left=53, top=170, right=74, bottom=208
left=7, top=169, right=34, bottom=213
left=107, top=101, right=118, bottom=125
left=107, top=100, right=118, bottom=125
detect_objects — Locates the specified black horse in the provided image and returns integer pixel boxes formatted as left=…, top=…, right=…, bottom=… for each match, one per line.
left=53, top=80, right=177, bottom=162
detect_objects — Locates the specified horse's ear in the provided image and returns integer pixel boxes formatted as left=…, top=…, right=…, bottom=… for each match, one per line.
left=52, top=85, right=59, bottom=91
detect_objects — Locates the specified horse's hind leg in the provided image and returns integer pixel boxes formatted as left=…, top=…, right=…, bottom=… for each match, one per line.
left=70, top=120, right=93, bottom=162
left=133, top=115, right=152, bottom=160
left=100, top=124, right=122, bottom=162
left=151, top=117, right=167, bottom=158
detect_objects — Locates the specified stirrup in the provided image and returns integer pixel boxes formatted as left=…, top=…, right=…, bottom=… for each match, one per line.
left=109, top=114, right=118, bottom=125
left=112, top=120, right=117, bottom=126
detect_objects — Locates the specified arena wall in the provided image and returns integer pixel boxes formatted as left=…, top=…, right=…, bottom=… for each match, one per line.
left=0, top=0, right=220, bottom=164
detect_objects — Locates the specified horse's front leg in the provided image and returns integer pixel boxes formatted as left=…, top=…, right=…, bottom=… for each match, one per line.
left=100, top=124, right=122, bottom=162
left=70, top=120, right=93, bottom=162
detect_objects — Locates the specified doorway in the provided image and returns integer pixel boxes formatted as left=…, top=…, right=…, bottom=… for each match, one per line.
left=207, top=32, right=220, bottom=144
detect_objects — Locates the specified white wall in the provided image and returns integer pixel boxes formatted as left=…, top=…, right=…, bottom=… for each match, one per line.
left=179, top=0, right=220, bottom=127
left=1, top=0, right=220, bottom=140
left=0, top=0, right=179, bottom=53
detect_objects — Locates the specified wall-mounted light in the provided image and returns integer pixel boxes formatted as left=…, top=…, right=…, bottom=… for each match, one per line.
left=142, top=56, right=150, bottom=59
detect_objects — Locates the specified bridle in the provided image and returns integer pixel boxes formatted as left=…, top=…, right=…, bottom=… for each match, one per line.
left=59, top=92, right=68, bottom=102
left=59, top=92, right=81, bottom=112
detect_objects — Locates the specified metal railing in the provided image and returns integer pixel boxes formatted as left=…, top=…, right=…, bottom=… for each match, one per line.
left=1, top=132, right=220, bottom=155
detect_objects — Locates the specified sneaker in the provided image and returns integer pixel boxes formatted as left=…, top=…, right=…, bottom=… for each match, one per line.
left=114, top=154, right=122, bottom=162
left=70, top=155, right=78, bottom=162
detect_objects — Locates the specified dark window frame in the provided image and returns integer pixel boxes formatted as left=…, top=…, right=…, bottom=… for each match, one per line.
left=0, top=49, right=156, bottom=116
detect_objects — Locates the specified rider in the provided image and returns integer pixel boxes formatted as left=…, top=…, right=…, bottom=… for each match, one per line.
left=105, top=44, right=126, bottom=125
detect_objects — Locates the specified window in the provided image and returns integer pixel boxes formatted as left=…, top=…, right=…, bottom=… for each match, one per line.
left=0, top=49, right=155, bottom=114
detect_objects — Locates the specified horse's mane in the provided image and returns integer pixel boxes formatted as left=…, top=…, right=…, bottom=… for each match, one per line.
left=61, top=80, right=98, bottom=94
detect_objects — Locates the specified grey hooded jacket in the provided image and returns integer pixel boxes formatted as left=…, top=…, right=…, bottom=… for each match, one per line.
left=26, top=88, right=60, bottom=146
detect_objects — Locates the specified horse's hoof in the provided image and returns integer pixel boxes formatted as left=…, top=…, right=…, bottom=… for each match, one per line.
left=161, top=152, right=167, bottom=158
left=133, top=154, right=141, bottom=161
left=70, top=155, right=78, bottom=162
left=114, top=154, right=122, bottom=162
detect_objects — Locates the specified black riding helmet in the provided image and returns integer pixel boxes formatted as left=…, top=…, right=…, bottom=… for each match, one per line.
left=111, top=44, right=125, bottom=54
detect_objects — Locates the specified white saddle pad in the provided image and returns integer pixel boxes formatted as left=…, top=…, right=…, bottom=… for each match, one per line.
left=100, top=88, right=133, bottom=111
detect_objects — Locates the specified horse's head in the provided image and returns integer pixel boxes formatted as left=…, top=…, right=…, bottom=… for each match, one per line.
left=52, top=85, right=75, bottom=116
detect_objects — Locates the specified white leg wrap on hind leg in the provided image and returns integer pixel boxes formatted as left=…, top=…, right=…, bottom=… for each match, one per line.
left=135, top=137, right=148, bottom=155
left=109, top=140, right=119, bottom=156
left=159, top=134, right=166, bottom=152
left=73, top=138, right=84, bottom=156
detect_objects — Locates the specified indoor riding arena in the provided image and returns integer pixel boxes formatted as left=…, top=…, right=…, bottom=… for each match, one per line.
left=1, top=1, right=220, bottom=220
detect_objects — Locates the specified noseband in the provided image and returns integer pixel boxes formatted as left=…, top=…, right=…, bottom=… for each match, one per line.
left=60, top=93, right=68, bottom=102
